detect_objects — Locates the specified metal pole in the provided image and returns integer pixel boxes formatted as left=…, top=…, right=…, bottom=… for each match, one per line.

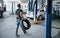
left=28, top=0, right=33, bottom=11
left=36, top=0, right=37, bottom=19
left=33, top=0, right=37, bottom=22
left=12, top=2, right=14, bottom=14
left=31, top=0, right=33, bottom=11
left=28, top=0, right=30, bottom=11
left=44, top=0, right=52, bottom=38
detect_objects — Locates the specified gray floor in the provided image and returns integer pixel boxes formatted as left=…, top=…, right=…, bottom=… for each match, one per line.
left=53, top=35, right=60, bottom=38
left=52, top=18, right=60, bottom=28
left=0, top=13, right=60, bottom=38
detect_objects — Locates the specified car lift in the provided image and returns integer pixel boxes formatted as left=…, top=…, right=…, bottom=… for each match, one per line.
left=44, top=0, right=52, bottom=38
left=27, top=0, right=60, bottom=38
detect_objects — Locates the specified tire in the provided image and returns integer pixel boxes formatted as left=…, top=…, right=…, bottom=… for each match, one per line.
left=38, top=15, right=43, bottom=21
left=21, top=19, right=31, bottom=30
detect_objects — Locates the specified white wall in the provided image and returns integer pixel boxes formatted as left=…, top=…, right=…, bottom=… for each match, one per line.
left=3, top=0, right=21, bottom=13
left=21, top=3, right=28, bottom=13
left=3, top=0, right=28, bottom=14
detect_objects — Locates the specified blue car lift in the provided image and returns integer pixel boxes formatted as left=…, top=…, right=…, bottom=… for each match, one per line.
left=28, top=0, right=53, bottom=38
left=44, top=0, right=52, bottom=38
left=33, top=0, right=37, bottom=22
left=28, top=0, right=33, bottom=11
left=26, top=0, right=33, bottom=18
left=31, top=0, right=41, bottom=24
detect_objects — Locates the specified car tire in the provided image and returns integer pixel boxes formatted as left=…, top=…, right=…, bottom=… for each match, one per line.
left=21, top=19, right=31, bottom=30
left=38, top=15, right=43, bottom=21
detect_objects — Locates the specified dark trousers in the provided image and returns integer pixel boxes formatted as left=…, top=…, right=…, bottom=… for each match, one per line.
left=16, top=19, right=26, bottom=35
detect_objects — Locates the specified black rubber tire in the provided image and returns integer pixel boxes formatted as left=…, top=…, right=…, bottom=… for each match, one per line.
left=21, top=19, right=31, bottom=30
left=38, top=15, right=43, bottom=21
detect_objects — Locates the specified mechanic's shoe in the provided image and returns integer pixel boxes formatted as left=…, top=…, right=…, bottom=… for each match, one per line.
left=24, top=32, right=30, bottom=35
left=16, top=34, right=20, bottom=37
left=24, top=31, right=27, bottom=34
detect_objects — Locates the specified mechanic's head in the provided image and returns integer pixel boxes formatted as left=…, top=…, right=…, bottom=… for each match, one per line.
left=17, top=4, right=21, bottom=8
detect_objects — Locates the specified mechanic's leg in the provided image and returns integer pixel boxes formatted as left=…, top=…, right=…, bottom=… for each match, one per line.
left=21, top=25, right=27, bottom=34
left=16, top=22, right=19, bottom=35
left=20, top=20, right=27, bottom=34
left=16, top=19, right=20, bottom=37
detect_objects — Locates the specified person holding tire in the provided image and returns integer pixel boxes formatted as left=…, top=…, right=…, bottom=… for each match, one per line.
left=15, top=4, right=27, bottom=37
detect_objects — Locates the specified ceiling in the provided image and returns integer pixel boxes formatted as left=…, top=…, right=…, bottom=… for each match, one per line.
left=20, top=0, right=28, bottom=3
left=20, top=0, right=41, bottom=3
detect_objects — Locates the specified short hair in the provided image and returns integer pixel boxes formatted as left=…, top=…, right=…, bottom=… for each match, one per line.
left=17, top=4, right=21, bottom=7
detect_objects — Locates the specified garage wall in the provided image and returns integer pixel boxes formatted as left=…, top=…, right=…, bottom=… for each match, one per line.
left=3, top=0, right=21, bottom=13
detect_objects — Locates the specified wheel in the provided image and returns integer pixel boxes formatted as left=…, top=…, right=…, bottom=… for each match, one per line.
left=38, top=15, right=43, bottom=20
left=21, top=19, right=31, bottom=30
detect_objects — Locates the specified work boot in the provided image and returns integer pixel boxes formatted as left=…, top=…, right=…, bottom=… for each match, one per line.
left=24, top=31, right=27, bottom=34
left=16, top=32, right=20, bottom=37
left=16, top=34, right=20, bottom=37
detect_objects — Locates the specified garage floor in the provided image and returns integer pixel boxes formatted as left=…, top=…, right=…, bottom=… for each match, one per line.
left=0, top=13, right=60, bottom=38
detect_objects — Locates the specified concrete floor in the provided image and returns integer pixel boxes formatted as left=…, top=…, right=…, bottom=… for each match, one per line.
left=0, top=13, right=60, bottom=38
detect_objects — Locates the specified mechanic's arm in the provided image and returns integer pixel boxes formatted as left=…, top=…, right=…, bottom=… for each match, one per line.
left=20, top=12, right=26, bottom=20
left=20, top=12, right=24, bottom=18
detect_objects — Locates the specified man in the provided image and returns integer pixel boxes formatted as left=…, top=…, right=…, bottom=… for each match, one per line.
left=15, top=4, right=26, bottom=37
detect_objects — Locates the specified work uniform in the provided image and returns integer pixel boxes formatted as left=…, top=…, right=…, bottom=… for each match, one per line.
left=15, top=8, right=26, bottom=35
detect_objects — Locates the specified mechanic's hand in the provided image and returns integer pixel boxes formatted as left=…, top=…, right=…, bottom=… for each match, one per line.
left=23, top=18, right=26, bottom=21
left=22, top=17, right=26, bottom=20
